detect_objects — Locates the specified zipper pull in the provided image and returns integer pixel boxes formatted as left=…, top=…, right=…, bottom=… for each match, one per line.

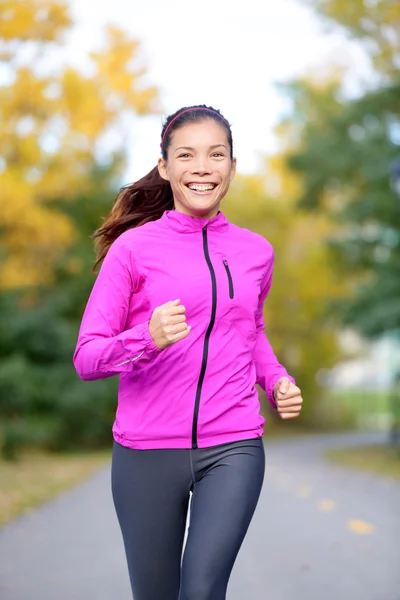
left=222, top=259, right=234, bottom=299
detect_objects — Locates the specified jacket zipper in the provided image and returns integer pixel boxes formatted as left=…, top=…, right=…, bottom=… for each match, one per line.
left=192, top=226, right=217, bottom=449
left=222, top=259, right=234, bottom=299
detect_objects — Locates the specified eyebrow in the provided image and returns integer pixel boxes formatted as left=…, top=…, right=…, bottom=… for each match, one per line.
left=174, top=144, right=228, bottom=152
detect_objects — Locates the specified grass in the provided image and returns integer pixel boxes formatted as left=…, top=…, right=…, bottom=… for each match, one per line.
left=327, top=389, right=393, bottom=416
left=0, top=449, right=111, bottom=527
left=318, top=388, right=398, bottom=431
left=325, top=444, right=400, bottom=481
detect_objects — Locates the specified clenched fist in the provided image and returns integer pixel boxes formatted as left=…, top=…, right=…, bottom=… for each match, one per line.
left=274, top=377, right=303, bottom=419
left=149, top=299, right=191, bottom=350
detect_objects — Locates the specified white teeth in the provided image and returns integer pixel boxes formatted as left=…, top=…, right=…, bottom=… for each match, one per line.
left=188, top=184, right=216, bottom=191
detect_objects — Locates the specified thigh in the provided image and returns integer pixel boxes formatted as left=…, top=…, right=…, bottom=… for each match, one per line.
left=111, top=442, right=191, bottom=600
left=180, top=438, right=265, bottom=600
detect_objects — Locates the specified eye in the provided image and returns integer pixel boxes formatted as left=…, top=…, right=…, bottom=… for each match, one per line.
left=178, top=153, right=191, bottom=158
left=212, top=152, right=224, bottom=158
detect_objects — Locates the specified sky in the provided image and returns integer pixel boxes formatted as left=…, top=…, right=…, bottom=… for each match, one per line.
left=67, top=0, right=370, bottom=181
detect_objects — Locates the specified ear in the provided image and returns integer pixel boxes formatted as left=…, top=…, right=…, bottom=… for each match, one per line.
left=158, top=157, right=169, bottom=181
left=229, top=157, right=237, bottom=182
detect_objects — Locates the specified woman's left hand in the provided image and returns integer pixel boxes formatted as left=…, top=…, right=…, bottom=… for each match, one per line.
left=274, top=377, right=303, bottom=419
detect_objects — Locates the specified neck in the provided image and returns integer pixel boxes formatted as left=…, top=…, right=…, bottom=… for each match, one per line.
left=173, top=205, right=220, bottom=221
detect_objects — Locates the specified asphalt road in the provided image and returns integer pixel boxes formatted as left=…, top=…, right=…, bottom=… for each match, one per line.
left=0, top=432, right=399, bottom=600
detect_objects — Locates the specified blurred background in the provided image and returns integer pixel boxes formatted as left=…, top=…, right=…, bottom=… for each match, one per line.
left=0, top=0, right=399, bottom=526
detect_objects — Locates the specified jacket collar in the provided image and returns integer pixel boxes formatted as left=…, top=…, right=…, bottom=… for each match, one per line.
left=161, top=209, right=229, bottom=234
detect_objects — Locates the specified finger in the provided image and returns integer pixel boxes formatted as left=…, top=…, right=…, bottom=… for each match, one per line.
left=169, top=326, right=191, bottom=343
left=159, top=306, right=186, bottom=325
left=277, top=396, right=303, bottom=408
left=168, top=304, right=186, bottom=316
left=276, top=386, right=301, bottom=400
left=162, top=299, right=181, bottom=308
left=278, top=404, right=302, bottom=413
left=160, top=299, right=186, bottom=312
left=276, top=377, right=291, bottom=394
left=163, top=322, right=189, bottom=338
left=279, top=412, right=301, bottom=419
left=279, top=384, right=301, bottom=396
left=167, top=314, right=187, bottom=326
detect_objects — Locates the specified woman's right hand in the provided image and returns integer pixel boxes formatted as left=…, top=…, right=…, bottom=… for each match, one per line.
left=149, top=299, right=191, bottom=350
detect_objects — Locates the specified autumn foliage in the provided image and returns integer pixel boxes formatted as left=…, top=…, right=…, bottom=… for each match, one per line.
left=3, top=0, right=396, bottom=457
left=0, top=0, right=158, bottom=289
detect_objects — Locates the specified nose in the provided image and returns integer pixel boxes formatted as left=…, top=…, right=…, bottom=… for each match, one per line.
left=191, top=158, right=211, bottom=176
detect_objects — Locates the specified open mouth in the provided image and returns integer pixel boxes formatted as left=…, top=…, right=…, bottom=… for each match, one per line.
left=186, top=183, right=217, bottom=194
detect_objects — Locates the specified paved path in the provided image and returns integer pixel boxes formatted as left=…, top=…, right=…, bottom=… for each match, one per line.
left=1, top=432, right=399, bottom=600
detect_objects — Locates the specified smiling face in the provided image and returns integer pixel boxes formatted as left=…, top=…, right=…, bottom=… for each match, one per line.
left=158, top=119, right=236, bottom=219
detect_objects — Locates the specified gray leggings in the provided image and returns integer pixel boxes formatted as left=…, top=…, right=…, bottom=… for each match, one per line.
left=111, top=437, right=265, bottom=600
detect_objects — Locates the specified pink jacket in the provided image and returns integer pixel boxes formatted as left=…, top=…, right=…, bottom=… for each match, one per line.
left=73, top=210, right=295, bottom=449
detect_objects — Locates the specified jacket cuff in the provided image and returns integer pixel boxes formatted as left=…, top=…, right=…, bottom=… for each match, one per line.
left=136, top=321, right=163, bottom=356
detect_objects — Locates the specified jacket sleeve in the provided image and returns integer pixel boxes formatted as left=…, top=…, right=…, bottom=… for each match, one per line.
left=73, top=236, right=162, bottom=381
left=253, top=259, right=295, bottom=408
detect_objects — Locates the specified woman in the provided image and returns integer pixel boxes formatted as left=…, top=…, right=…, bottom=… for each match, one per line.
left=73, top=105, right=303, bottom=600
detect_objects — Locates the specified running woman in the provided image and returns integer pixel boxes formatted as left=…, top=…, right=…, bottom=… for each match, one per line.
left=73, top=105, right=303, bottom=600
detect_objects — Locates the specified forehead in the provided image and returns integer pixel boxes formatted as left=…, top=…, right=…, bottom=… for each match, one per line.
left=169, top=119, right=229, bottom=148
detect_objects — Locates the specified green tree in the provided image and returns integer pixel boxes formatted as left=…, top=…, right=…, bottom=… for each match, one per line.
left=287, top=80, right=400, bottom=337
left=0, top=166, right=125, bottom=460
left=299, top=0, right=400, bottom=75
left=280, top=0, right=400, bottom=339
left=0, top=0, right=160, bottom=458
left=272, top=0, right=400, bottom=439
left=226, top=164, right=346, bottom=424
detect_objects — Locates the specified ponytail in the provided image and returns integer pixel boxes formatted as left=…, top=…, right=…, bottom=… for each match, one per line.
left=92, top=166, right=173, bottom=271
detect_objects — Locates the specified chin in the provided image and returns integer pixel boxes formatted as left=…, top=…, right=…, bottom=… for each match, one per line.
left=190, top=204, right=218, bottom=218
left=174, top=189, right=222, bottom=218
left=188, top=196, right=220, bottom=213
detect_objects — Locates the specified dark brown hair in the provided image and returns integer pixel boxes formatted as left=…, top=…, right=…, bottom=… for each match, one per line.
left=92, top=104, right=233, bottom=270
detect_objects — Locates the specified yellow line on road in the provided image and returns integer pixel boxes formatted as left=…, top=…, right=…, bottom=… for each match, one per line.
left=296, top=484, right=312, bottom=498
left=347, top=519, right=375, bottom=535
left=317, top=498, right=335, bottom=512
